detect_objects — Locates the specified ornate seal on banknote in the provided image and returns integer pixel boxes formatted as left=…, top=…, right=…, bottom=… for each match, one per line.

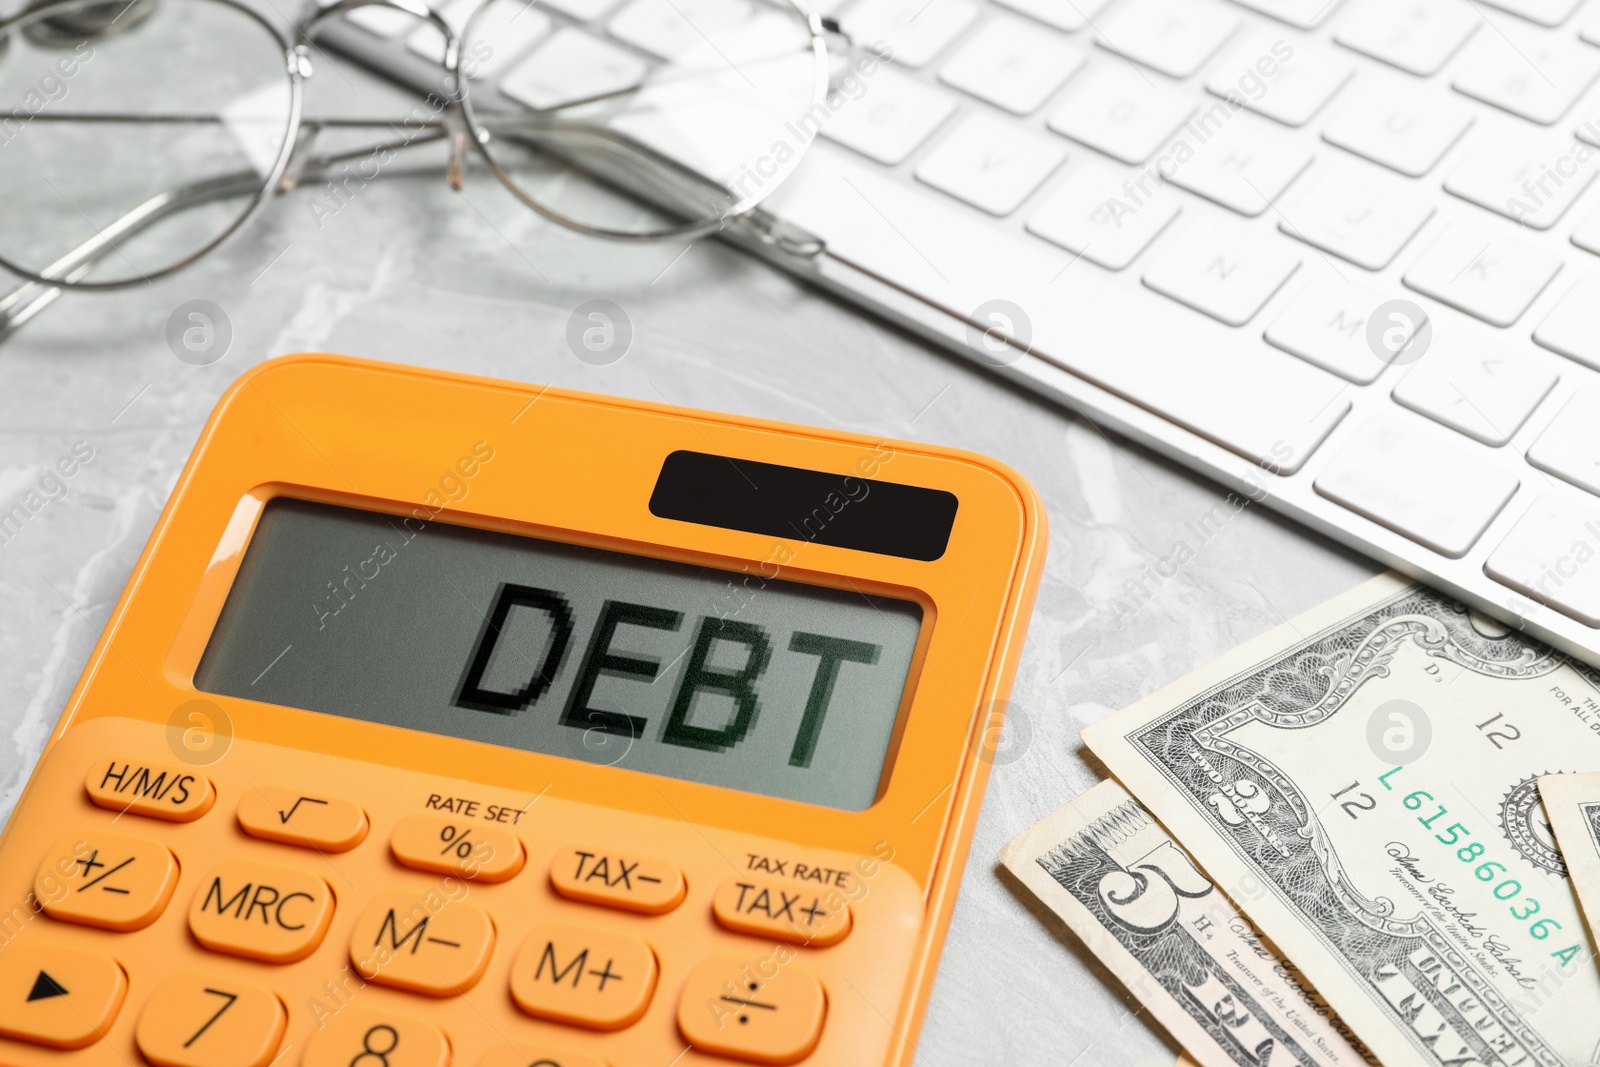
left=1499, top=774, right=1568, bottom=878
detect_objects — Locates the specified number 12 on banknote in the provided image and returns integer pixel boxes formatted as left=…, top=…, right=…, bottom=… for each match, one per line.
left=1085, top=575, right=1600, bottom=1067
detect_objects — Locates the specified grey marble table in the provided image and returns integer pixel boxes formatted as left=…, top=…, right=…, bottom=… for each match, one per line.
left=0, top=49, right=1378, bottom=1067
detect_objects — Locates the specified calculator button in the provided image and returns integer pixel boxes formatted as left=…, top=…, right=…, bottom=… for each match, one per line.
left=475, top=1046, right=606, bottom=1067
left=301, top=1008, right=450, bottom=1067
left=134, top=973, right=287, bottom=1067
left=390, top=813, right=525, bottom=883
left=187, top=859, right=334, bottom=963
left=508, top=922, right=658, bottom=1030
left=35, top=831, right=178, bottom=931
left=548, top=846, right=686, bottom=915
left=711, top=877, right=852, bottom=947
left=349, top=890, right=496, bottom=996
left=0, top=942, right=127, bottom=1049
left=236, top=787, right=368, bottom=852
left=676, top=954, right=826, bottom=1065
left=85, top=758, right=214, bottom=822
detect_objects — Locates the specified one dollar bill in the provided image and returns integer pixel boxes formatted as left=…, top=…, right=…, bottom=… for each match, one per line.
left=1540, top=773, right=1600, bottom=952
left=1000, top=779, right=1373, bottom=1067
left=1084, top=574, right=1600, bottom=1067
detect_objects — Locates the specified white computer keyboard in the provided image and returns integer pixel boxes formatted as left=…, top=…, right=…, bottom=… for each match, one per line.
left=323, top=0, right=1600, bottom=665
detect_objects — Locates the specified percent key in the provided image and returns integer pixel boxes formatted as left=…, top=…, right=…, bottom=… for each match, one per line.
left=390, top=814, right=525, bottom=882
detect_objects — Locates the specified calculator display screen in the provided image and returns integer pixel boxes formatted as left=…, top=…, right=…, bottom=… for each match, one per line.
left=195, top=500, right=923, bottom=810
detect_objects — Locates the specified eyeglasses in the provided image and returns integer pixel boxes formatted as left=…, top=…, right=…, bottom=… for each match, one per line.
left=0, top=0, right=843, bottom=334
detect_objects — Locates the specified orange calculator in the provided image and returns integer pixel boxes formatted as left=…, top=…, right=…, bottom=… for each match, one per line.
left=0, top=355, right=1045, bottom=1067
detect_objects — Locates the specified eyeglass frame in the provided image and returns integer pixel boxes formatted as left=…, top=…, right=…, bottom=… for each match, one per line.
left=0, top=0, right=837, bottom=312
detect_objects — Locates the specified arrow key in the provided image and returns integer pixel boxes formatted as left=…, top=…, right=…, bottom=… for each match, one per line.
left=28, top=973, right=68, bottom=1002
left=0, top=942, right=126, bottom=1049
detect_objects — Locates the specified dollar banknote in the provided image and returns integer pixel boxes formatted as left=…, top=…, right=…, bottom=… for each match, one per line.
left=1084, top=574, right=1600, bottom=1067
left=1539, top=773, right=1600, bottom=952
left=999, top=779, right=1373, bottom=1067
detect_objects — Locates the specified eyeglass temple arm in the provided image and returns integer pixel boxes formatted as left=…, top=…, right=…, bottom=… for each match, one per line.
left=0, top=124, right=456, bottom=337
left=0, top=172, right=262, bottom=337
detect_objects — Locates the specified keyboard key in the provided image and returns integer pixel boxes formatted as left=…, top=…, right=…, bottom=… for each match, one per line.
left=540, top=0, right=621, bottom=17
left=1047, top=62, right=1194, bottom=164
left=135, top=974, right=286, bottom=1067
left=36, top=831, right=178, bottom=932
left=1321, top=75, right=1473, bottom=178
left=1535, top=274, right=1600, bottom=369
left=1486, top=491, right=1600, bottom=627
left=993, top=0, right=1111, bottom=32
left=549, top=845, right=687, bottom=914
left=302, top=1009, right=448, bottom=1067
left=1265, top=277, right=1407, bottom=384
left=509, top=922, right=658, bottom=1029
left=390, top=812, right=526, bottom=882
left=842, top=0, right=981, bottom=68
left=712, top=875, right=853, bottom=945
left=1404, top=221, right=1563, bottom=328
left=1452, top=27, right=1600, bottom=125
left=1143, top=214, right=1301, bottom=326
left=916, top=114, right=1067, bottom=215
left=346, top=4, right=418, bottom=37
left=1095, top=0, right=1240, bottom=78
left=1224, top=0, right=1346, bottom=29
left=821, top=66, right=956, bottom=164
left=0, top=942, right=126, bottom=1050
left=1577, top=203, right=1600, bottom=255
left=1027, top=155, right=1182, bottom=269
left=768, top=145, right=1350, bottom=472
left=1205, top=31, right=1352, bottom=127
left=1314, top=409, right=1520, bottom=556
left=1530, top=387, right=1600, bottom=495
left=236, top=786, right=369, bottom=852
left=1277, top=161, right=1433, bottom=270
left=349, top=891, right=496, bottom=995
left=607, top=0, right=752, bottom=60
left=1392, top=336, right=1558, bottom=445
left=1165, top=113, right=1313, bottom=216
left=1478, top=0, right=1585, bottom=28
left=407, top=0, right=551, bottom=74
left=938, top=15, right=1085, bottom=115
left=499, top=29, right=646, bottom=111
left=678, top=955, right=826, bottom=1063
left=85, top=757, right=214, bottom=822
left=1334, top=0, right=1477, bottom=77
left=188, top=859, right=334, bottom=964
left=1445, top=129, right=1600, bottom=230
